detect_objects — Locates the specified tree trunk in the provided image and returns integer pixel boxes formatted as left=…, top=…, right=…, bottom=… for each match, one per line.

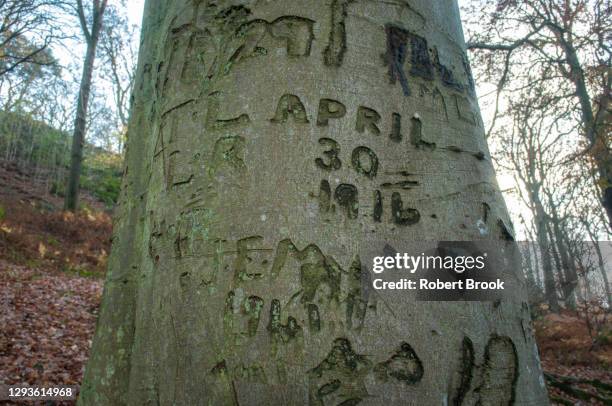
left=556, top=33, right=612, bottom=229
left=64, top=38, right=98, bottom=210
left=592, top=237, right=611, bottom=306
left=65, top=0, right=108, bottom=211
left=533, top=198, right=559, bottom=312
left=547, top=199, right=578, bottom=303
left=532, top=240, right=543, bottom=288
left=79, top=1, right=549, bottom=404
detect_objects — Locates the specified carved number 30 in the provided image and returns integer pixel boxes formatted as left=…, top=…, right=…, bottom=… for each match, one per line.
left=315, top=138, right=342, bottom=171
left=316, top=138, right=378, bottom=179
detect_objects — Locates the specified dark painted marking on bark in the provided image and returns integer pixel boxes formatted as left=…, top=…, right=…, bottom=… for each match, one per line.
left=384, top=25, right=411, bottom=96
left=409, top=33, right=434, bottom=80
left=431, top=46, right=464, bottom=92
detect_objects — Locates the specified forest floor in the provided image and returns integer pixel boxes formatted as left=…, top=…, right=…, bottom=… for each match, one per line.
left=0, top=162, right=611, bottom=405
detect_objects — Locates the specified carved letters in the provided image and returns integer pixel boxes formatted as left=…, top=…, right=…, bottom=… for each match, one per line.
left=309, top=339, right=425, bottom=405
left=317, top=99, right=347, bottom=126
left=316, top=138, right=342, bottom=171
left=356, top=106, right=381, bottom=136
left=149, top=2, right=506, bottom=400
left=384, top=23, right=476, bottom=98
left=324, top=0, right=356, bottom=66
left=231, top=16, right=315, bottom=62
left=351, top=146, right=378, bottom=178
left=271, top=94, right=309, bottom=124
left=334, top=184, right=359, bottom=219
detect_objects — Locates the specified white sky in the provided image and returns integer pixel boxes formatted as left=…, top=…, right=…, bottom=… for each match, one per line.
left=55, top=0, right=144, bottom=69
left=125, top=0, right=145, bottom=30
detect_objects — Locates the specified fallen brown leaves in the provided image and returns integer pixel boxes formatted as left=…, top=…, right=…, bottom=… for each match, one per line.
left=535, top=309, right=612, bottom=405
left=0, top=260, right=102, bottom=404
left=0, top=162, right=109, bottom=404
left=0, top=198, right=112, bottom=276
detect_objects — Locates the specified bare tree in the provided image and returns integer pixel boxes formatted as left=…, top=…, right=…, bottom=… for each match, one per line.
left=464, top=0, right=612, bottom=228
left=100, top=5, right=136, bottom=132
left=0, top=0, right=65, bottom=77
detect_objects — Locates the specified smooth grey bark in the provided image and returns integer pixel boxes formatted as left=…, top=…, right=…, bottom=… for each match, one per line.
left=64, top=0, right=108, bottom=211
left=79, top=1, right=549, bottom=405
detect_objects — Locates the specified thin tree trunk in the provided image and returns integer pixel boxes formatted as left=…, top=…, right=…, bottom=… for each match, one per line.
left=594, top=241, right=612, bottom=306
left=539, top=228, right=559, bottom=312
left=65, top=41, right=97, bottom=211
left=79, top=1, right=550, bottom=404
left=531, top=240, right=543, bottom=288
left=64, top=0, right=107, bottom=211
left=533, top=194, right=559, bottom=311
left=556, top=33, right=612, bottom=229
left=585, top=224, right=612, bottom=306
left=546, top=191, right=579, bottom=304
left=524, top=240, right=536, bottom=286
